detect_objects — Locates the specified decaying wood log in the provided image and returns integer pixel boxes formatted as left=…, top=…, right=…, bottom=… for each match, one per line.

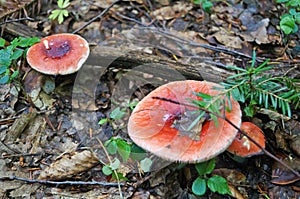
left=85, top=45, right=300, bottom=83
left=86, top=46, right=235, bottom=82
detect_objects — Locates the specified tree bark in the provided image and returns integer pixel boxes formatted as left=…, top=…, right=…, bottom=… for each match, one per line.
left=87, top=46, right=235, bottom=83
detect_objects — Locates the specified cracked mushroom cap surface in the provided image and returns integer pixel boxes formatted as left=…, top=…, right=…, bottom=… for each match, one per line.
left=26, top=33, right=89, bottom=75
left=128, top=80, right=242, bottom=163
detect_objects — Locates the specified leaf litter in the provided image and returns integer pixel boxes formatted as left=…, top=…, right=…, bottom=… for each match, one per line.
left=0, top=0, right=300, bottom=198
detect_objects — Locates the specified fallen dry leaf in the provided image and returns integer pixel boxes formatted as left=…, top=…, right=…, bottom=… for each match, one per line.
left=238, top=18, right=270, bottom=44
left=211, top=27, right=243, bottom=49
left=152, top=2, right=193, bottom=21
left=38, top=150, right=100, bottom=180
left=271, top=156, right=300, bottom=185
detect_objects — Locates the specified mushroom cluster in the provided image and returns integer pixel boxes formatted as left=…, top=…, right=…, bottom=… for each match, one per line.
left=127, top=80, right=265, bottom=163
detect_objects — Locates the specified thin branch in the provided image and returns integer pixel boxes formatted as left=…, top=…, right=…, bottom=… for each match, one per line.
left=0, top=176, right=124, bottom=187
left=72, top=0, right=121, bottom=34
left=0, top=17, right=34, bottom=26
left=152, top=96, right=300, bottom=178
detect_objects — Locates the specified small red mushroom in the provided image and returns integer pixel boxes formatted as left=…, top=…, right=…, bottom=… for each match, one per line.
left=127, top=80, right=242, bottom=163
left=227, top=122, right=265, bottom=157
left=26, top=33, right=89, bottom=75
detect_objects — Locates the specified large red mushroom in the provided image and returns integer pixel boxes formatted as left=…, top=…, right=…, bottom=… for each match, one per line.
left=127, top=80, right=242, bottom=163
left=26, top=33, right=89, bottom=75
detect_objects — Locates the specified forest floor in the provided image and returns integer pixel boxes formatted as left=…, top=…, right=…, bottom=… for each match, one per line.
left=0, top=0, right=300, bottom=198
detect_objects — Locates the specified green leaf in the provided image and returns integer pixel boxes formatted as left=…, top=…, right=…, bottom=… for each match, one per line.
left=10, top=70, right=19, bottom=80
left=9, top=38, right=20, bottom=49
left=110, top=158, right=120, bottom=170
left=295, top=12, right=300, bottom=24
left=202, top=1, right=213, bottom=12
left=58, top=0, right=70, bottom=8
left=0, top=48, right=13, bottom=66
left=140, top=157, right=152, bottom=172
left=112, top=171, right=128, bottom=181
left=225, top=65, right=247, bottom=72
left=195, top=159, right=215, bottom=176
left=280, top=14, right=296, bottom=34
left=192, top=177, right=206, bottom=196
left=110, top=107, right=126, bottom=120
left=98, top=118, right=108, bottom=125
left=105, top=139, right=118, bottom=155
left=0, top=38, right=5, bottom=47
left=193, top=92, right=214, bottom=100
left=207, top=175, right=231, bottom=195
left=49, top=10, right=61, bottom=20
left=286, top=0, right=300, bottom=7
left=130, top=144, right=146, bottom=161
left=17, top=37, right=40, bottom=47
left=102, top=165, right=112, bottom=175
left=193, top=0, right=200, bottom=5
left=276, top=0, right=289, bottom=3
left=61, top=9, right=69, bottom=17
left=0, top=74, right=10, bottom=84
left=58, top=13, right=65, bottom=24
left=116, top=139, right=131, bottom=162
left=127, top=100, right=139, bottom=110
left=244, top=105, right=255, bottom=117
left=0, top=66, right=6, bottom=74
left=11, top=49, right=23, bottom=60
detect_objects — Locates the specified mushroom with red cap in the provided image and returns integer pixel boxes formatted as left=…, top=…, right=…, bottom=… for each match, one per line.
left=227, top=122, right=265, bottom=157
left=127, top=80, right=242, bottom=163
left=26, top=33, right=89, bottom=75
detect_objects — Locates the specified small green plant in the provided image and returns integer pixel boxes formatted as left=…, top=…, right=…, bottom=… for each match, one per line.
left=102, top=158, right=128, bottom=181
left=98, top=107, right=127, bottom=126
left=191, top=51, right=300, bottom=123
left=100, top=99, right=146, bottom=180
left=193, top=0, right=213, bottom=12
left=192, top=159, right=231, bottom=196
left=0, top=37, right=40, bottom=84
left=103, top=137, right=151, bottom=180
left=49, top=0, right=70, bottom=24
left=276, top=0, right=300, bottom=34
left=105, top=137, right=131, bottom=162
left=99, top=100, right=138, bottom=127
left=105, top=137, right=149, bottom=166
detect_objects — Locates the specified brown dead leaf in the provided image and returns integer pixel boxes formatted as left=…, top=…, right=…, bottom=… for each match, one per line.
left=269, top=185, right=300, bottom=199
left=228, top=185, right=246, bottom=199
left=271, top=156, right=300, bottom=185
left=238, top=18, right=270, bottom=44
left=38, top=150, right=100, bottom=180
left=152, top=2, right=193, bottom=21
left=211, top=28, right=243, bottom=49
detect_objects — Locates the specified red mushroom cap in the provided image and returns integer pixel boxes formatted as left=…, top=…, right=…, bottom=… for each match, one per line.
left=227, top=122, right=265, bottom=157
left=26, top=33, right=89, bottom=75
left=127, top=80, right=242, bottom=163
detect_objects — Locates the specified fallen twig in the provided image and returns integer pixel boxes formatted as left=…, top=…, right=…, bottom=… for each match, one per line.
left=0, top=17, right=34, bottom=26
left=0, top=176, right=124, bottom=187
